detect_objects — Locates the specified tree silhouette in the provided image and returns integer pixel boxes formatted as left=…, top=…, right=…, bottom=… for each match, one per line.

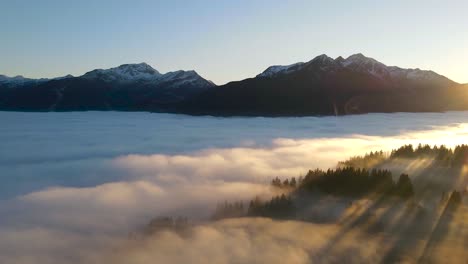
left=394, top=174, right=414, bottom=199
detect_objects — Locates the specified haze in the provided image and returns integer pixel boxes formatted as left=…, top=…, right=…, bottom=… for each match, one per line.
left=1, top=112, right=468, bottom=263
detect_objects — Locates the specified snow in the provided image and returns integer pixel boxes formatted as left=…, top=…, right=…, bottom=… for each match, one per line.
left=311, top=54, right=335, bottom=64
left=0, top=75, right=49, bottom=87
left=0, top=74, right=74, bottom=87
left=342, top=53, right=379, bottom=67
left=81, top=63, right=214, bottom=88
left=159, top=70, right=197, bottom=82
left=341, top=53, right=390, bottom=79
left=388, top=67, right=444, bottom=82
left=156, top=70, right=214, bottom=88
left=256, top=53, right=453, bottom=84
left=1, top=55, right=453, bottom=89
left=82, top=62, right=162, bottom=82
left=1, top=63, right=214, bottom=90
left=257, top=62, right=305, bottom=78
left=338, top=54, right=451, bottom=84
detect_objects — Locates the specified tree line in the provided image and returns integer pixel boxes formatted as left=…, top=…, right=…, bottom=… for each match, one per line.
left=390, top=144, right=468, bottom=167
left=287, top=167, right=414, bottom=198
left=211, top=144, right=468, bottom=221
left=340, top=144, right=468, bottom=168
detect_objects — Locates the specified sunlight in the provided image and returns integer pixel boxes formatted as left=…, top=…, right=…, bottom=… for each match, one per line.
left=408, top=124, right=468, bottom=148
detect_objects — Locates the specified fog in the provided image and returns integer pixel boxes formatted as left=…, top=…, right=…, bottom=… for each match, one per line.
left=102, top=218, right=386, bottom=264
left=1, top=111, right=468, bottom=263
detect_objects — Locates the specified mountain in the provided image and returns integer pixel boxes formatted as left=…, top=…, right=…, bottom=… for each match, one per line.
left=81, top=63, right=162, bottom=82
left=0, top=74, right=76, bottom=89
left=177, top=54, right=467, bottom=116
left=1, top=54, right=467, bottom=115
left=1, top=75, right=49, bottom=88
left=0, top=63, right=215, bottom=111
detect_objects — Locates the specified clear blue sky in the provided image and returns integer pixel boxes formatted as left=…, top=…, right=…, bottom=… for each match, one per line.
left=1, top=0, right=467, bottom=84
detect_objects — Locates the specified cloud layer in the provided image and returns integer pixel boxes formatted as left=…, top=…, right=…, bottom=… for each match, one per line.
left=1, top=112, right=468, bottom=263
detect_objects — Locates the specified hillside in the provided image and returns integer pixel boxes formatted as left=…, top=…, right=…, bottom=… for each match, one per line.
left=177, top=54, right=467, bottom=116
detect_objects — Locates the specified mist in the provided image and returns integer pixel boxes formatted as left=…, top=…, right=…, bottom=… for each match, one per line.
left=1, top=111, right=468, bottom=263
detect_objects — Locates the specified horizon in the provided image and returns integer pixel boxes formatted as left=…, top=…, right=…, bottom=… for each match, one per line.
left=0, top=52, right=463, bottom=85
left=1, top=1, right=467, bottom=85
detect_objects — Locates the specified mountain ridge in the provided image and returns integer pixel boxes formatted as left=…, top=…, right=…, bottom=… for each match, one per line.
left=0, top=63, right=215, bottom=111
left=175, top=53, right=466, bottom=116
left=1, top=54, right=467, bottom=115
left=257, top=53, right=455, bottom=87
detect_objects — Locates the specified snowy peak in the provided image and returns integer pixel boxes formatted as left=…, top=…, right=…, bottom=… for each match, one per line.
left=256, top=53, right=455, bottom=85
left=1, top=64, right=215, bottom=89
left=82, top=62, right=161, bottom=82
left=341, top=53, right=389, bottom=79
left=257, top=62, right=305, bottom=78
left=387, top=66, right=451, bottom=84
left=0, top=62, right=215, bottom=91
left=0, top=75, right=44, bottom=82
left=335, top=56, right=345, bottom=64
left=306, top=54, right=341, bottom=71
left=258, top=54, right=340, bottom=78
left=0, top=74, right=51, bottom=88
left=160, top=70, right=198, bottom=81
left=80, top=63, right=215, bottom=89
left=116, top=63, right=161, bottom=76
left=342, top=53, right=383, bottom=67
left=257, top=54, right=342, bottom=78
left=311, top=54, right=335, bottom=64
left=158, top=70, right=215, bottom=89
left=341, top=54, right=453, bottom=84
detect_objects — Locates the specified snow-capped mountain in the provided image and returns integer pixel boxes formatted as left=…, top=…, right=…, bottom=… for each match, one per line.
left=1, top=55, right=465, bottom=115
left=257, top=53, right=453, bottom=86
left=81, top=63, right=214, bottom=89
left=0, top=75, right=48, bottom=88
left=82, top=63, right=161, bottom=82
left=156, top=70, right=216, bottom=88
left=0, top=63, right=215, bottom=111
left=179, top=53, right=463, bottom=116
left=341, top=54, right=451, bottom=85
left=341, top=53, right=389, bottom=79
left=258, top=54, right=344, bottom=78
left=257, top=62, right=305, bottom=78
left=0, top=74, right=74, bottom=88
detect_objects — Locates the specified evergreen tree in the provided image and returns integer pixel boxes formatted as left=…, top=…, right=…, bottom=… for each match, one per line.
left=394, top=174, right=414, bottom=199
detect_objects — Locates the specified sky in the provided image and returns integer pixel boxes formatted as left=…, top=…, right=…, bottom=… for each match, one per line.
left=1, top=0, right=467, bottom=85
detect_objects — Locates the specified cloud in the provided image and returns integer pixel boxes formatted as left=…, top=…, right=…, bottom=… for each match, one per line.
left=101, top=218, right=386, bottom=264
left=0, top=218, right=389, bottom=264
left=112, top=123, right=468, bottom=186
left=1, top=121, right=468, bottom=263
left=0, top=226, right=125, bottom=264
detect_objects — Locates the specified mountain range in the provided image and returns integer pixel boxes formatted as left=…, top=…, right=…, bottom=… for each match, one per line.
left=1, top=54, right=467, bottom=115
left=0, top=63, right=214, bottom=111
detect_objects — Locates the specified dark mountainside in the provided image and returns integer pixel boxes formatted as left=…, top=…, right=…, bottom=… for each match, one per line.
left=178, top=54, right=468, bottom=116
left=1, top=54, right=467, bottom=115
left=0, top=63, right=215, bottom=111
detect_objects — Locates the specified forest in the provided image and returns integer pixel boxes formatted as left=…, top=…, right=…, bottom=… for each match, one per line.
left=339, top=144, right=468, bottom=168
left=211, top=144, right=466, bottom=221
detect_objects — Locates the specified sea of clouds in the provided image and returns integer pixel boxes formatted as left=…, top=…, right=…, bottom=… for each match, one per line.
left=1, top=111, right=468, bottom=263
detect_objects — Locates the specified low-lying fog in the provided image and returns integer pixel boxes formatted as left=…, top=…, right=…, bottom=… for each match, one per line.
left=1, top=111, right=468, bottom=263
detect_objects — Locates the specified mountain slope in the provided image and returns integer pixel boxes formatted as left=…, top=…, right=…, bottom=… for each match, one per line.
left=177, top=54, right=465, bottom=116
left=0, top=74, right=73, bottom=89
left=1, top=55, right=466, bottom=115
left=0, top=63, right=215, bottom=111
